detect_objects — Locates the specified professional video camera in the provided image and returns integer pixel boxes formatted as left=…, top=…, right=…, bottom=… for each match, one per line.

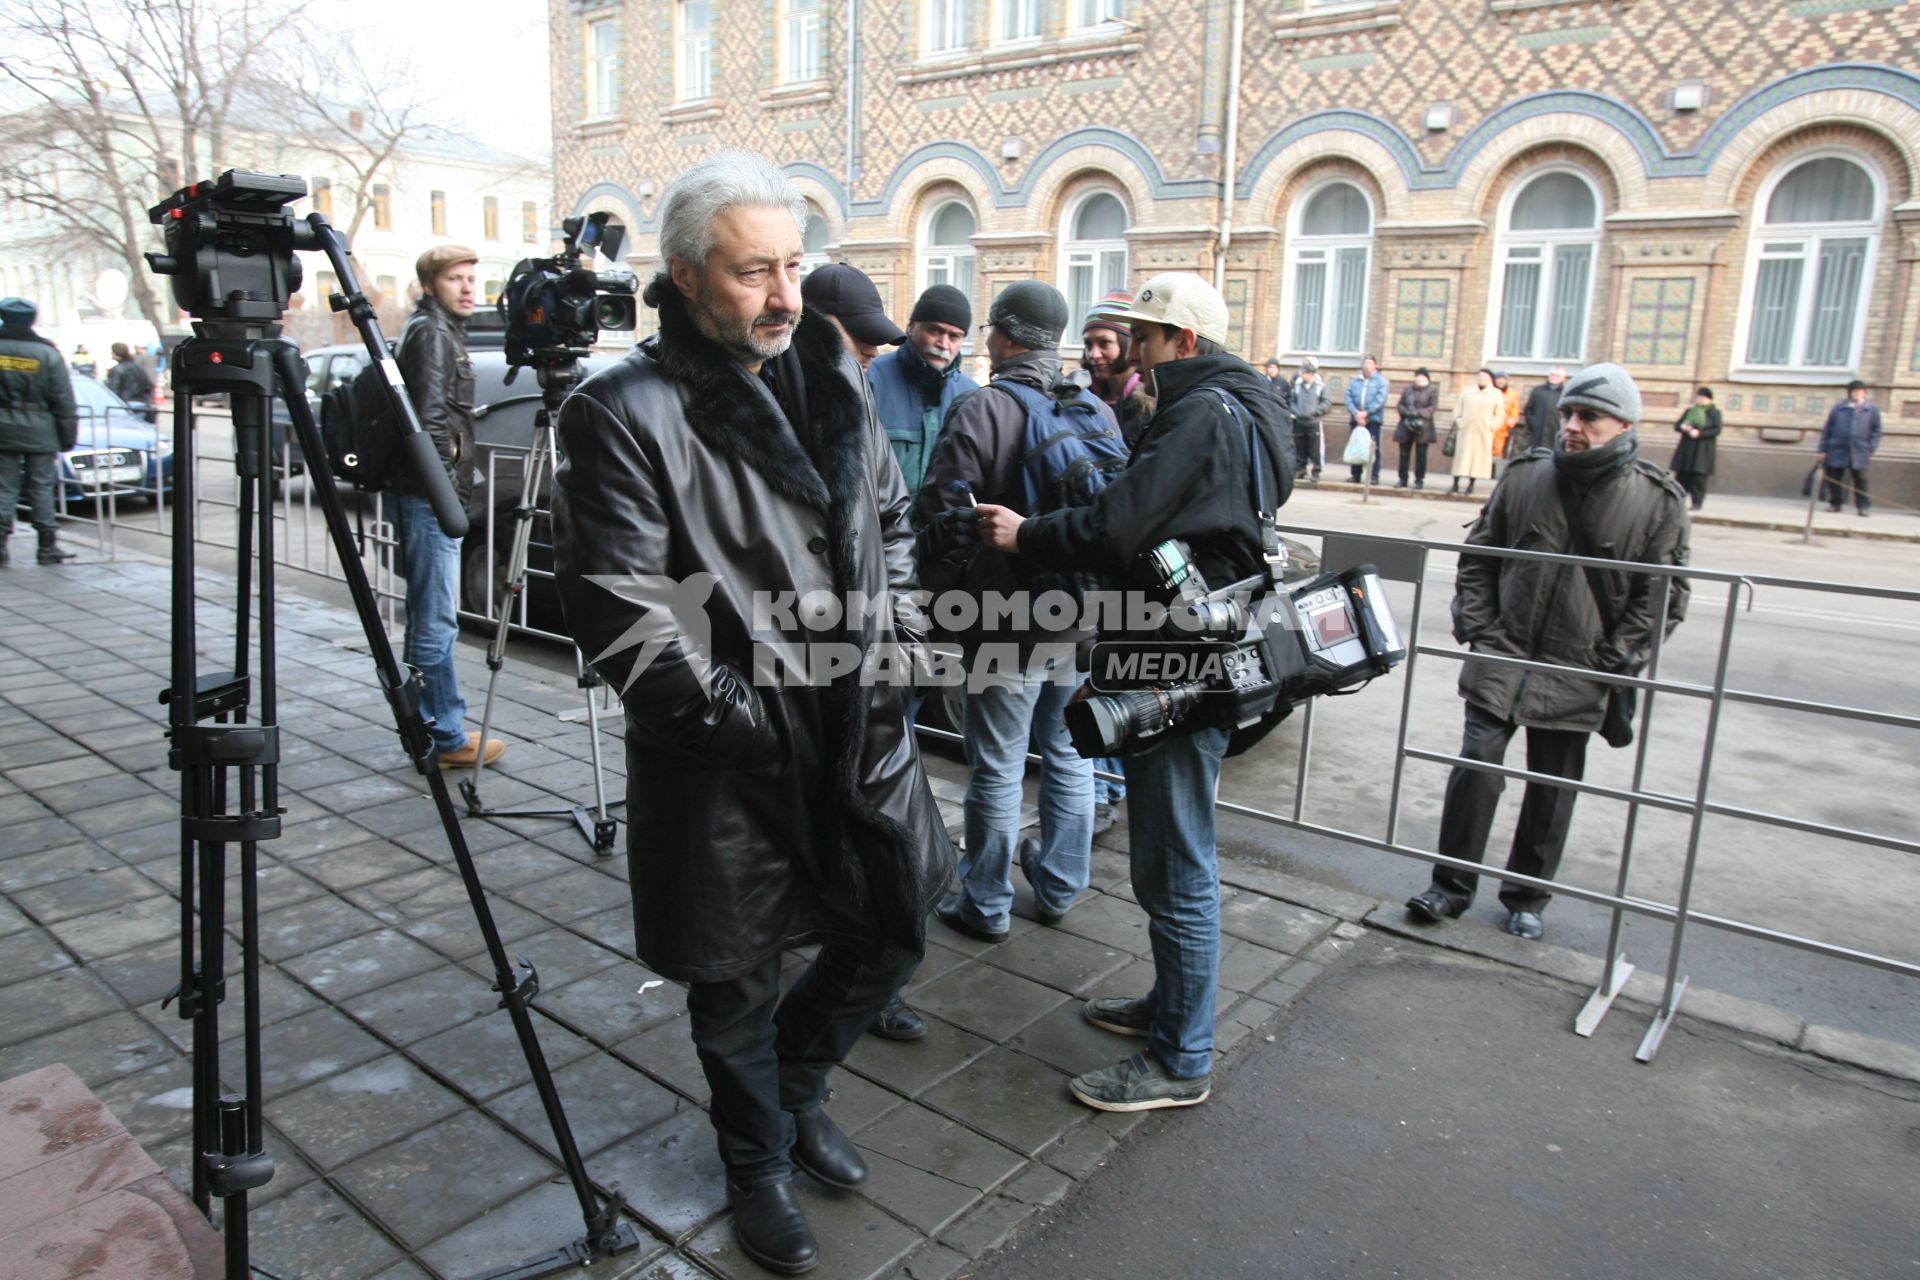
left=1066, top=539, right=1406, bottom=759
left=499, top=211, right=638, bottom=367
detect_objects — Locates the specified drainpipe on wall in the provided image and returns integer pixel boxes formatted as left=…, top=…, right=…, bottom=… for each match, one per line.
left=845, top=0, right=861, bottom=199
left=1213, top=0, right=1245, bottom=291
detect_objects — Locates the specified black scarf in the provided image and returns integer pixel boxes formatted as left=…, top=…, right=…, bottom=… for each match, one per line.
left=1554, top=427, right=1639, bottom=487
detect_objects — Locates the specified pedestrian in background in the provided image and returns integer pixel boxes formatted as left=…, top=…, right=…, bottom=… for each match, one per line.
left=1669, top=386, right=1721, bottom=511
left=1080, top=290, right=1149, bottom=449
left=1492, top=371, right=1523, bottom=463
left=1289, top=357, right=1330, bottom=483
left=1448, top=367, right=1501, bottom=495
left=1817, top=380, right=1881, bottom=516
left=1345, top=355, right=1388, bottom=484
left=70, top=344, right=96, bottom=379
left=105, top=342, right=156, bottom=422
left=1407, top=363, right=1689, bottom=941
left=0, top=297, right=78, bottom=565
left=1519, top=366, right=1566, bottom=457
left=1394, top=367, right=1437, bottom=490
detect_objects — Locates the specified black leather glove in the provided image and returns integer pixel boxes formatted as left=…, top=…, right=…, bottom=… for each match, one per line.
left=700, top=663, right=782, bottom=770
left=913, top=506, right=980, bottom=568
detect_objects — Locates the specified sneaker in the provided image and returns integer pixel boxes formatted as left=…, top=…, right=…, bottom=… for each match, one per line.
left=437, top=733, right=506, bottom=769
left=1069, top=1051, right=1211, bottom=1112
left=1083, top=995, right=1150, bottom=1037
left=1091, top=801, right=1118, bottom=836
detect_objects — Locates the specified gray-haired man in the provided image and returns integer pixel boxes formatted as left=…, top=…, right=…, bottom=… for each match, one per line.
left=551, top=151, right=952, bottom=1275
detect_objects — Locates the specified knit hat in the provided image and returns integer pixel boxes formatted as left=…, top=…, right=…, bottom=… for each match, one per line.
left=802, top=263, right=906, bottom=347
left=0, top=297, right=35, bottom=324
left=908, top=283, right=972, bottom=334
left=415, top=244, right=479, bottom=288
left=988, top=280, right=1069, bottom=350
left=1559, top=363, right=1643, bottom=425
left=1081, top=289, right=1135, bottom=341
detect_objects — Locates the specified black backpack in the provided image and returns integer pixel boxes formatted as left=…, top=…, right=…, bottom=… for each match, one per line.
left=318, top=344, right=399, bottom=489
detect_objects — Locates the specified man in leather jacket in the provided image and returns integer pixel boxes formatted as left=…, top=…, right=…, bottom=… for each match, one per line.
left=1406, top=363, right=1688, bottom=941
left=392, top=245, right=501, bottom=769
left=551, top=151, right=953, bottom=1277
left=975, top=273, right=1293, bottom=1113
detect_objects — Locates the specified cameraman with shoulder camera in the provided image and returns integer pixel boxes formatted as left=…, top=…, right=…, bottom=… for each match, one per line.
left=975, top=272, right=1292, bottom=1112
left=392, top=244, right=503, bottom=769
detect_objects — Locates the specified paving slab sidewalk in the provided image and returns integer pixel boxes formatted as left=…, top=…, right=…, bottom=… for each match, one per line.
left=0, top=554, right=1344, bottom=1280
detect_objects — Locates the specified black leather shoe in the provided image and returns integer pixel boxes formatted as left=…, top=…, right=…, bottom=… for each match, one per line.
left=866, top=995, right=926, bottom=1041
left=728, top=1179, right=818, bottom=1274
left=1506, top=910, right=1545, bottom=940
left=790, top=1106, right=867, bottom=1190
left=936, top=895, right=1009, bottom=943
left=1405, top=890, right=1462, bottom=924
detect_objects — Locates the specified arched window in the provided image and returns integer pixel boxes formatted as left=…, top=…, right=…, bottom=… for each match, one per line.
left=1489, top=169, right=1601, bottom=364
left=1284, top=180, right=1372, bottom=357
left=1738, top=154, right=1882, bottom=372
left=1062, top=190, right=1129, bottom=334
left=800, top=202, right=832, bottom=277
left=919, top=198, right=977, bottom=307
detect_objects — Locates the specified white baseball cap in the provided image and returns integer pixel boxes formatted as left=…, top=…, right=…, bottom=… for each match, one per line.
left=1100, top=272, right=1231, bottom=346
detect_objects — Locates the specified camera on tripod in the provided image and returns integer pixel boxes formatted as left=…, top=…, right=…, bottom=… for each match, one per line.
left=499, top=211, right=638, bottom=367
left=1066, top=539, right=1406, bottom=758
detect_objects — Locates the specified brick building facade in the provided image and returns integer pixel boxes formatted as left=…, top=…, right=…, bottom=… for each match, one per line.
left=548, top=0, right=1920, bottom=492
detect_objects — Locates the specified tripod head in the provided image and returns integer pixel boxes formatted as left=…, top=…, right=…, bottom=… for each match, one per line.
left=146, top=168, right=468, bottom=538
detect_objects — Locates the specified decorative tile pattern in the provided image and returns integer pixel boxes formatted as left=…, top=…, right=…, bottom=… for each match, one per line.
left=1623, top=277, right=1695, bottom=367
left=1392, top=278, right=1449, bottom=362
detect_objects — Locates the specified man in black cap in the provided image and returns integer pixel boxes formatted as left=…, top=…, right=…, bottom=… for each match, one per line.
left=0, top=297, right=79, bottom=566
left=916, top=280, right=1109, bottom=945
left=868, top=283, right=977, bottom=500
left=801, top=263, right=905, bottom=373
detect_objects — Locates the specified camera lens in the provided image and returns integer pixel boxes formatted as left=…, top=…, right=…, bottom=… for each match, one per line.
left=595, top=295, right=637, bottom=332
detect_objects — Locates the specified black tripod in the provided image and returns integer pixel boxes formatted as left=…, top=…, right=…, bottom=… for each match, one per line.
left=458, top=362, right=623, bottom=855
left=152, top=172, right=639, bottom=1280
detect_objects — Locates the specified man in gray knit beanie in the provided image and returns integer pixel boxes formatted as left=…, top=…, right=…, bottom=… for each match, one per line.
left=987, top=280, right=1069, bottom=355
left=1405, top=358, right=1689, bottom=943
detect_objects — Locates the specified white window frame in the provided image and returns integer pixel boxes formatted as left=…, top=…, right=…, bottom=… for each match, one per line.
left=1483, top=166, right=1602, bottom=370
left=1730, top=150, right=1883, bottom=381
left=1058, top=188, right=1131, bottom=349
left=676, top=0, right=713, bottom=102
left=585, top=15, right=621, bottom=119
left=1071, top=0, right=1125, bottom=29
left=996, top=0, right=1042, bottom=44
left=1278, top=178, right=1374, bottom=361
left=782, top=0, right=824, bottom=84
left=918, top=198, right=978, bottom=347
left=926, top=0, right=969, bottom=55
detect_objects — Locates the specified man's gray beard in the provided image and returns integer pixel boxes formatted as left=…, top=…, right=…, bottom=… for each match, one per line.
left=692, top=283, right=795, bottom=364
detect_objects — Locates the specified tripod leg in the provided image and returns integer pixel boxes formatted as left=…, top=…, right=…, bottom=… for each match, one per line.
left=266, top=342, right=636, bottom=1268
left=464, top=422, right=551, bottom=807
left=578, top=652, right=619, bottom=856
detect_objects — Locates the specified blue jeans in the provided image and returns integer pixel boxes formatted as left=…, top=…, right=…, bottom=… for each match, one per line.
left=394, top=493, right=468, bottom=753
left=1093, top=756, right=1127, bottom=805
left=956, top=655, right=1094, bottom=927
left=1124, top=724, right=1229, bottom=1079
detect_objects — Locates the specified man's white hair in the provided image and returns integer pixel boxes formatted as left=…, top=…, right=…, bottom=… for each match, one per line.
left=657, top=150, right=808, bottom=268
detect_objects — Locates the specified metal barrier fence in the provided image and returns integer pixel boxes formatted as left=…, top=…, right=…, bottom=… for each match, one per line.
left=64, top=439, right=1918, bottom=1062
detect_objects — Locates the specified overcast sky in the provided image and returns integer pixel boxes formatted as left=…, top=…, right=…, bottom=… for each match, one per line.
left=336, top=0, right=554, bottom=159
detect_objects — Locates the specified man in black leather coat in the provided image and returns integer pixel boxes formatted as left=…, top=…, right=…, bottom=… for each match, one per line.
left=552, top=151, right=953, bottom=1276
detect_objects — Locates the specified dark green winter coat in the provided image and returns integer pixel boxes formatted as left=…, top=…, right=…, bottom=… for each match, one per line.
left=0, top=326, right=78, bottom=453
left=1452, top=432, right=1690, bottom=732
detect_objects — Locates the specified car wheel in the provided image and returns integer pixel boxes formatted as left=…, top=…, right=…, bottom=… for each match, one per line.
left=460, top=529, right=509, bottom=618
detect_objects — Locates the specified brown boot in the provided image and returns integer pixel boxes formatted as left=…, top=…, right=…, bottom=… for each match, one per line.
left=436, top=732, right=505, bottom=769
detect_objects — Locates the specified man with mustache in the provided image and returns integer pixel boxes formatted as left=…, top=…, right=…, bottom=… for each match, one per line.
left=552, top=151, right=953, bottom=1276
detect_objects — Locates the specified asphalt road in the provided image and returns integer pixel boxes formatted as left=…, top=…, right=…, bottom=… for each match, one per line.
left=976, top=934, right=1920, bottom=1280
left=74, top=432, right=1920, bottom=1051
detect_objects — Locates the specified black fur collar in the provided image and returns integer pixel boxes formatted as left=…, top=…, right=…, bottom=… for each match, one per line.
left=644, top=274, right=869, bottom=522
